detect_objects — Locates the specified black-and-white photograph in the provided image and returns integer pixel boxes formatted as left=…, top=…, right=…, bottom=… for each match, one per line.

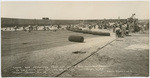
left=1, top=1, right=149, bottom=77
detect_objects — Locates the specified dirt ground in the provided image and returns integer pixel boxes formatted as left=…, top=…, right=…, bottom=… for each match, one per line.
left=1, top=30, right=100, bottom=56
left=2, top=29, right=113, bottom=77
left=1, top=30, right=149, bottom=77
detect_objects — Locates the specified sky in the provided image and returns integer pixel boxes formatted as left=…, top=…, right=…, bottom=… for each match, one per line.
left=1, top=1, right=149, bottom=19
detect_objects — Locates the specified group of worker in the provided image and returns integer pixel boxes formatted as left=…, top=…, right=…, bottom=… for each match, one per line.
left=114, top=23, right=128, bottom=38
left=18, top=25, right=59, bottom=32
left=2, top=21, right=148, bottom=36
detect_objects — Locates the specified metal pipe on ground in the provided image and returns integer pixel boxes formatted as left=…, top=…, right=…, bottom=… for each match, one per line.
left=68, top=35, right=84, bottom=42
left=68, top=28, right=110, bottom=36
left=91, top=31, right=110, bottom=36
left=73, top=29, right=82, bottom=33
left=82, top=30, right=92, bottom=34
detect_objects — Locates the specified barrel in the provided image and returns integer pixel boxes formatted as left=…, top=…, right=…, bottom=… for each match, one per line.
left=91, top=31, right=110, bottom=36
left=68, top=35, right=84, bottom=42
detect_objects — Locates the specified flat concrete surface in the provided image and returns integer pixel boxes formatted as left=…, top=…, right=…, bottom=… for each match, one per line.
left=60, top=33, right=149, bottom=77
left=2, top=30, right=116, bottom=77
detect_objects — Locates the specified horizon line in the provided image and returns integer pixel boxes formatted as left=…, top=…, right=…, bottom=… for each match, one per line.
left=1, top=17, right=149, bottom=20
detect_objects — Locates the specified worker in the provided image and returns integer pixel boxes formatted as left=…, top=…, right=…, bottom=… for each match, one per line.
left=115, top=26, right=121, bottom=38
left=43, top=26, right=46, bottom=31
left=23, top=26, right=27, bottom=31
left=121, top=23, right=127, bottom=37
left=14, top=26, right=18, bottom=31
left=28, top=25, right=32, bottom=32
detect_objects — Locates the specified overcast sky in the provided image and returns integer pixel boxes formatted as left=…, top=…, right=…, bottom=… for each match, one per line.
left=1, top=1, right=149, bottom=19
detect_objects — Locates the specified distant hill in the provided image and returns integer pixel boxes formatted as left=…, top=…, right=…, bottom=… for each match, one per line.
left=1, top=17, right=127, bottom=27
